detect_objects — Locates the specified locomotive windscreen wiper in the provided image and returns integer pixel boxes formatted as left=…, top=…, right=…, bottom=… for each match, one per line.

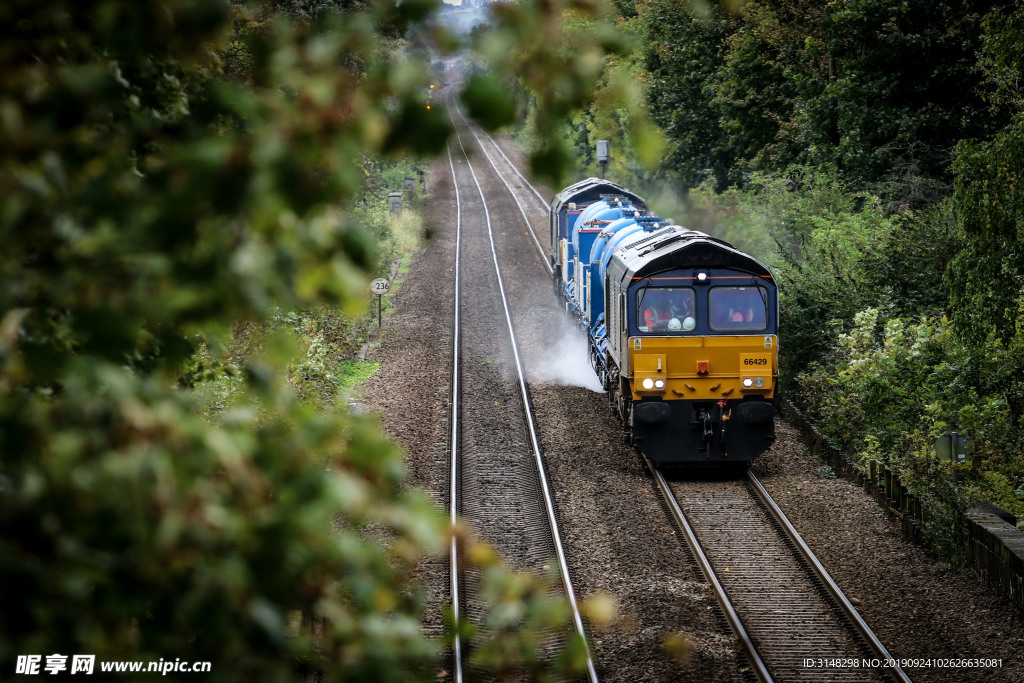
left=637, top=280, right=652, bottom=313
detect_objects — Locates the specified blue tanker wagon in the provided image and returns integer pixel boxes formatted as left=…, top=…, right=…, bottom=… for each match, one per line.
left=550, top=178, right=778, bottom=465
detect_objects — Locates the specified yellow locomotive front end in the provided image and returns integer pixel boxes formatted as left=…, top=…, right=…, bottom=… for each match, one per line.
left=602, top=228, right=778, bottom=464
left=628, top=332, right=777, bottom=462
left=631, top=334, right=777, bottom=403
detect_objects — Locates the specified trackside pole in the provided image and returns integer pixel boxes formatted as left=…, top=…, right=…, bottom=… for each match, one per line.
left=370, top=278, right=391, bottom=328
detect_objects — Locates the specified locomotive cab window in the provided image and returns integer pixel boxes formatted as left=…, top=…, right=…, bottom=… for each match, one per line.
left=636, top=287, right=696, bottom=333
left=709, top=285, right=768, bottom=331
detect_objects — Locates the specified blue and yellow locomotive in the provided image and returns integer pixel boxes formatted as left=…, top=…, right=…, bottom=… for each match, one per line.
left=550, top=179, right=777, bottom=464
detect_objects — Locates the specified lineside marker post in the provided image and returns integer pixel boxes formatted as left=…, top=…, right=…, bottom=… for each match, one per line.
left=370, top=278, right=390, bottom=327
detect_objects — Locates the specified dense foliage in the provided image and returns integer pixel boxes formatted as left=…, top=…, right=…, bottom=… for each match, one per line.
left=949, top=5, right=1024, bottom=344
left=0, top=0, right=625, bottom=678
left=640, top=0, right=1009, bottom=196
left=642, top=2, right=735, bottom=189
left=0, top=1, right=448, bottom=678
left=534, top=0, right=1024, bottom=553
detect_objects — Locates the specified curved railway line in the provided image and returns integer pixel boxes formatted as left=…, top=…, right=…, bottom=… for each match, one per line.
left=441, top=106, right=910, bottom=682
left=445, top=109, right=598, bottom=682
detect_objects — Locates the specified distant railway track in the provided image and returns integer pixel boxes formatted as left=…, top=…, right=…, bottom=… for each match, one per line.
left=445, top=106, right=597, bottom=682
left=646, top=459, right=911, bottom=683
left=452, top=103, right=550, bottom=213
left=452, top=104, right=552, bottom=274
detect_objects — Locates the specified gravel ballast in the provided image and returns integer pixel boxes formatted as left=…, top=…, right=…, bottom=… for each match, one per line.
left=358, top=135, right=1024, bottom=681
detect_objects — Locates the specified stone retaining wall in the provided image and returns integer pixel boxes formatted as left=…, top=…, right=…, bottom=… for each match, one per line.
left=967, top=509, right=1024, bottom=608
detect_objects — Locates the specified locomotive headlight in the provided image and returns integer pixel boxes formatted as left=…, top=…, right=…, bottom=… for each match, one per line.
left=642, top=378, right=654, bottom=389
left=742, top=377, right=754, bottom=388
left=697, top=272, right=708, bottom=282
left=754, top=377, right=765, bottom=388
left=654, top=379, right=665, bottom=389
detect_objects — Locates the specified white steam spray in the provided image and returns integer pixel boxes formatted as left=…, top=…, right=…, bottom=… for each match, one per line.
left=529, top=317, right=605, bottom=393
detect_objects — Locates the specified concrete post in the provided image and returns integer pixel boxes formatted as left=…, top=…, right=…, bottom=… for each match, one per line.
left=388, top=191, right=403, bottom=216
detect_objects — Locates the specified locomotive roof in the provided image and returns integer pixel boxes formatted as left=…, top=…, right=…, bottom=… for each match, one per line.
left=550, top=177, right=646, bottom=214
left=609, top=225, right=773, bottom=286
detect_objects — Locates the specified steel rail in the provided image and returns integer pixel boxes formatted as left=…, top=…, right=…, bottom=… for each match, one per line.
left=464, top=111, right=550, bottom=210
left=445, top=144, right=465, bottom=683
left=747, top=472, right=912, bottom=683
left=450, top=110, right=599, bottom=683
left=643, top=457, right=773, bottom=683
left=452, top=97, right=905, bottom=683
left=452, top=104, right=553, bottom=274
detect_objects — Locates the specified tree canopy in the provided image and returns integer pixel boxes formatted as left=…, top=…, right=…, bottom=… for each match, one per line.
left=0, top=0, right=628, bottom=678
left=640, top=0, right=1010, bottom=197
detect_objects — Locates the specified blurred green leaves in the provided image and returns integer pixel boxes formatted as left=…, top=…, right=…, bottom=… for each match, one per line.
left=462, top=0, right=657, bottom=186
left=2, top=358, right=448, bottom=678
left=461, top=74, right=516, bottom=131
left=0, top=0, right=606, bottom=679
left=382, top=95, right=453, bottom=154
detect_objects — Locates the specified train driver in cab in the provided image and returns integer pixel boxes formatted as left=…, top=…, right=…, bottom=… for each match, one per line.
left=641, top=288, right=696, bottom=332
left=710, top=286, right=768, bottom=330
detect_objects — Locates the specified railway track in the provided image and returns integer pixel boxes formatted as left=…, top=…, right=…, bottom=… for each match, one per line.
left=445, top=109, right=597, bottom=682
left=451, top=103, right=552, bottom=275
left=646, top=460, right=911, bottom=683
left=452, top=103, right=550, bottom=213
left=447, top=107, right=907, bottom=682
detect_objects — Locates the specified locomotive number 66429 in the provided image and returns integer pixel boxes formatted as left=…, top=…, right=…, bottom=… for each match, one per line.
left=549, top=178, right=778, bottom=465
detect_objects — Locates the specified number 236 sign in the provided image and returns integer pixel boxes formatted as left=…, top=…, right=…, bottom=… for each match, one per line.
left=370, top=278, right=391, bottom=295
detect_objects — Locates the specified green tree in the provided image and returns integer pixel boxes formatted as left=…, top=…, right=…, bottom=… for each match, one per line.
left=949, top=4, right=1024, bottom=344
left=0, top=0, right=618, bottom=678
left=815, top=0, right=1006, bottom=186
left=641, top=0, right=738, bottom=189
left=734, top=168, right=904, bottom=385
left=645, top=0, right=1006, bottom=192
left=556, top=7, right=666, bottom=182
left=470, top=0, right=648, bottom=186
left=0, top=1, right=452, bottom=678
left=714, top=0, right=825, bottom=175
